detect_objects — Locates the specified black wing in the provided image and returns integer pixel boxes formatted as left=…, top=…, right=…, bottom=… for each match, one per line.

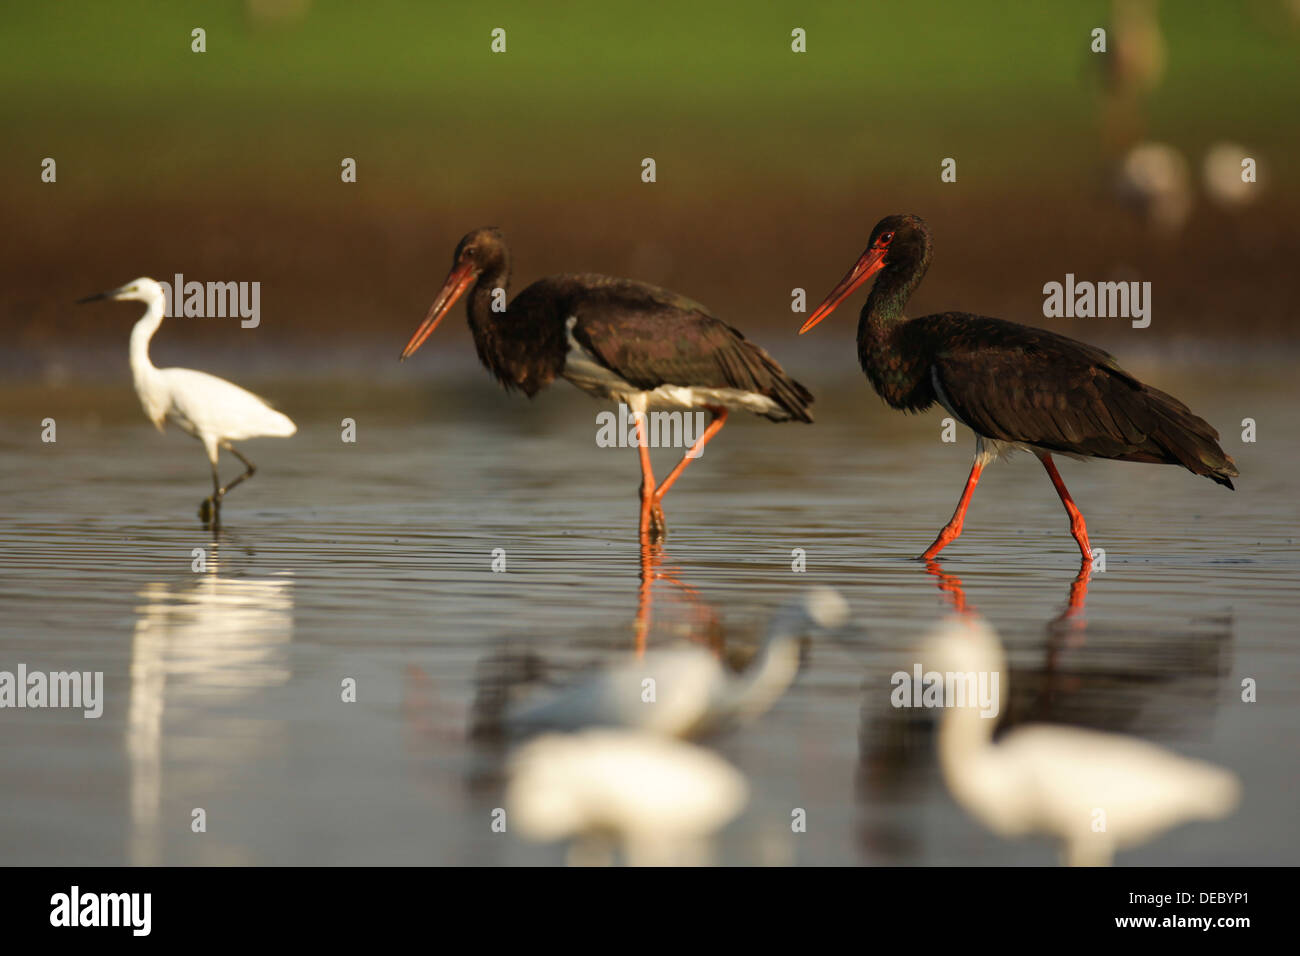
left=531, top=274, right=813, bottom=422
left=913, top=313, right=1237, bottom=486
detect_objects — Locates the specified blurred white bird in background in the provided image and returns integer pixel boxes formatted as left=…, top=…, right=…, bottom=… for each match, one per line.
left=78, top=277, right=296, bottom=528
left=501, top=586, right=849, bottom=739
left=1202, top=141, right=1259, bottom=209
left=922, top=616, right=1241, bottom=866
left=506, top=730, right=748, bottom=866
left=1115, top=142, right=1193, bottom=236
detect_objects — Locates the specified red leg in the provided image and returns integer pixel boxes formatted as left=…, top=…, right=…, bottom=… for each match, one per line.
left=634, top=413, right=656, bottom=537
left=653, top=407, right=728, bottom=503
left=634, top=536, right=660, bottom=658
left=920, top=460, right=984, bottom=560
left=1039, top=454, right=1092, bottom=560
left=923, top=559, right=974, bottom=615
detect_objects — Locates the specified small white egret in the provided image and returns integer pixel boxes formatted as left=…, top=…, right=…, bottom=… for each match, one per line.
left=506, top=730, right=748, bottom=866
left=77, top=277, right=296, bottom=526
left=504, top=587, right=849, bottom=739
left=1116, top=141, right=1193, bottom=236
left=1202, top=142, right=1258, bottom=209
left=923, top=616, right=1241, bottom=866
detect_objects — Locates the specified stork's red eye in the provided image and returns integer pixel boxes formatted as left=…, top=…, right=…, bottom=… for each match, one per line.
left=878, top=232, right=894, bottom=246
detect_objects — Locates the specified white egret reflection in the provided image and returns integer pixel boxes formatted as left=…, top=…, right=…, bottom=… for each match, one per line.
left=126, top=557, right=294, bottom=865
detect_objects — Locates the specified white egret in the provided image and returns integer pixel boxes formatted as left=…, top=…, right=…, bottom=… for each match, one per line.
left=77, top=277, right=296, bottom=526
left=1202, top=142, right=1258, bottom=209
left=506, top=730, right=748, bottom=866
left=503, top=587, right=849, bottom=739
left=923, top=616, right=1241, bottom=866
left=1116, top=142, right=1193, bottom=236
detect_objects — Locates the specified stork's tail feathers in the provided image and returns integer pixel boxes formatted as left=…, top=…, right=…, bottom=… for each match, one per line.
left=1138, top=384, right=1238, bottom=489
left=743, top=345, right=815, bottom=423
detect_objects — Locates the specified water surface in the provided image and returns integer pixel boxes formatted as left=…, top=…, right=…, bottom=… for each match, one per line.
left=1, top=364, right=1294, bottom=865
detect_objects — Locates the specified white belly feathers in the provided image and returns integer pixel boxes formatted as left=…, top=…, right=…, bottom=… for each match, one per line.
left=561, top=316, right=780, bottom=417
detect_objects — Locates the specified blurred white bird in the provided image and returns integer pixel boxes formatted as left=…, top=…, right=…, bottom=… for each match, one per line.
left=503, top=587, right=849, bottom=739
left=1202, top=142, right=1258, bottom=209
left=506, top=729, right=748, bottom=866
left=78, top=277, right=296, bottom=527
left=1116, top=141, right=1193, bottom=236
left=923, top=616, right=1241, bottom=866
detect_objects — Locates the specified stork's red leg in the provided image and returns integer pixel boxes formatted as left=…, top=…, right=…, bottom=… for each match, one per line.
left=1039, top=453, right=1092, bottom=560
left=920, top=460, right=984, bottom=560
left=652, top=407, right=728, bottom=503
left=923, top=559, right=974, bottom=615
left=634, top=413, right=657, bottom=536
left=634, top=537, right=660, bottom=658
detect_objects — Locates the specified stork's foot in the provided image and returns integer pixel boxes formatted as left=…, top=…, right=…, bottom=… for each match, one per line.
left=649, top=504, right=667, bottom=541
left=638, top=483, right=667, bottom=542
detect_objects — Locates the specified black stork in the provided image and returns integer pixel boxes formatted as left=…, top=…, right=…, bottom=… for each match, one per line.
left=799, top=214, right=1238, bottom=561
left=400, top=228, right=813, bottom=537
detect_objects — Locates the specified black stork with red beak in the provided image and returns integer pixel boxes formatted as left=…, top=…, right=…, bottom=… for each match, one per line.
left=799, top=214, right=1237, bottom=561
left=401, top=228, right=813, bottom=537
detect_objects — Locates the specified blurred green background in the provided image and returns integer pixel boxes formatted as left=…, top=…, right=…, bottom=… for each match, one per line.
left=3, top=0, right=1298, bottom=380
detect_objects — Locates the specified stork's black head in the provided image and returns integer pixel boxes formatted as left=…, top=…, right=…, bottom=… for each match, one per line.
left=453, top=227, right=509, bottom=278
left=868, top=214, right=930, bottom=271
left=799, top=214, right=931, bottom=333
left=401, top=227, right=510, bottom=361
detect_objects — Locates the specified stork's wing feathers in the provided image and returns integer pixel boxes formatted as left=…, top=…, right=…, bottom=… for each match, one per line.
left=914, top=314, right=1237, bottom=485
left=548, top=275, right=813, bottom=422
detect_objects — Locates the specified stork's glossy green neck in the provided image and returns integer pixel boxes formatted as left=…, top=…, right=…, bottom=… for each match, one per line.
left=861, top=252, right=929, bottom=329
left=466, top=261, right=512, bottom=331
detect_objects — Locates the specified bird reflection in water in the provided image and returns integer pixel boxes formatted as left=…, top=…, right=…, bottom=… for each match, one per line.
left=633, top=535, right=721, bottom=658
left=126, top=547, right=293, bottom=865
left=923, top=555, right=1092, bottom=628
left=416, top=531, right=848, bottom=864
left=502, top=584, right=847, bottom=740
left=495, top=588, right=844, bottom=864
left=463, top=539, right=767, bottom=744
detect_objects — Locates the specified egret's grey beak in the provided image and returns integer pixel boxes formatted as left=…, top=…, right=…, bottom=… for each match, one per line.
left=76, top=285, right=124, bottom=304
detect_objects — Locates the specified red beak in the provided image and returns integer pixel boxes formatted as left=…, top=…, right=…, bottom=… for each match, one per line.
left=400, top=261, right=478, bottom=360
left=798, top=246, right=888, bottom=334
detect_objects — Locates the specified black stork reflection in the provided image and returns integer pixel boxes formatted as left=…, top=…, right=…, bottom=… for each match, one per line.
left=402, top=228, right=813, bottom=539
left=800, top=214, right=1238, bottom=561
left=924, top=558, right=1092, bottom=632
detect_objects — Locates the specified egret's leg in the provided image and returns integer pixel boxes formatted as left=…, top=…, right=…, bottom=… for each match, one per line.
left=217, top=442, right=257, bottom=497
left=200, top=455, right=223, bottom=527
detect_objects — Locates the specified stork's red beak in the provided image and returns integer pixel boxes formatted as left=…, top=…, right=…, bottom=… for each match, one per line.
left=400, top=262, right=477, bottom=360
left=798, top=246, right=889, bottom=334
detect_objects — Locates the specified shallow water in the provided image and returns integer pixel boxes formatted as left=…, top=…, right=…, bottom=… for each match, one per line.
left=0, top=362, right=1295, bottom=865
